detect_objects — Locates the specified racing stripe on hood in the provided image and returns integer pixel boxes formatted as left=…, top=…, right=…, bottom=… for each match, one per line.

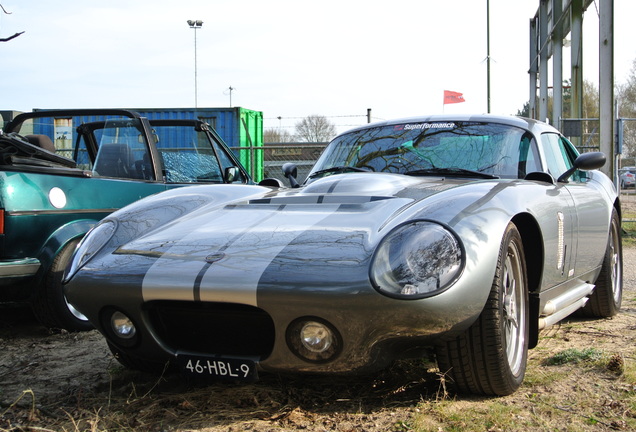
left=141, top=204, right=340, bottom=306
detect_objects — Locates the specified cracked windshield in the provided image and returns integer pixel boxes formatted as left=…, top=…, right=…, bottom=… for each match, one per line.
left=312, top=121, right=541, bottom=180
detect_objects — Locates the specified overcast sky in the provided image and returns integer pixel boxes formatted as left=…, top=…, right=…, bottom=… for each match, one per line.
left=1, top=0, right=635, bottom=134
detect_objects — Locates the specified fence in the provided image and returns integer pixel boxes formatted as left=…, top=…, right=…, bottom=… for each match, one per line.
left=560, top=118, right=601, bottom=152
left=560, top=117, right=636, bottom=165
left=231, top=142, right=328, bottom=184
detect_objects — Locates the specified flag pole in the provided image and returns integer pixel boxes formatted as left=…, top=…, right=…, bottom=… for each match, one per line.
left=486, top=0, right=491, bottom=113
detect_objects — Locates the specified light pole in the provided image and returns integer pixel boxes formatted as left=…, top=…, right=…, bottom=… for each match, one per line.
left=187, top=19, right=203, bottom=108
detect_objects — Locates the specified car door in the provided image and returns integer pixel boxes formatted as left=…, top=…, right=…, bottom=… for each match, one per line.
left=541, top=133, right=609, bottom=279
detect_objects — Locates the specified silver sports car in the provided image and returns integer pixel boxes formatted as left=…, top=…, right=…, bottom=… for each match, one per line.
left=64, top=114, right=622, bottom=396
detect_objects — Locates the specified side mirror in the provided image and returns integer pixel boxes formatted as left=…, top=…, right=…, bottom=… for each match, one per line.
left=282, top=163, right=300, bottom=188
left=557, top=151, right=606, bottom=183
left=224, top=166, right=239, bottom=183
left=258, top=177, right=284, bottom=187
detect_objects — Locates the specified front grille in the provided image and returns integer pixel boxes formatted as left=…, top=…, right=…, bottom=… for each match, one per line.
left=146, top=301, right=275, bottom=359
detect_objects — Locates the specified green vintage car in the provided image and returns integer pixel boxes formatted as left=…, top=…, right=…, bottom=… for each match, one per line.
left=0, top=109, right=263, bottom=331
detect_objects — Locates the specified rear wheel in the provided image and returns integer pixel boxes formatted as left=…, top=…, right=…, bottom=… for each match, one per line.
left=436, top=223, right=529, bottom=396
left=580, top=209, right=622, bottom=317
left=31, top=238, right=93, bottom=332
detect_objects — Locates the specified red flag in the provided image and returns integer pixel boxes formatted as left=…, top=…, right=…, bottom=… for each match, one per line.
left=443, top=90, right=465, bottom=104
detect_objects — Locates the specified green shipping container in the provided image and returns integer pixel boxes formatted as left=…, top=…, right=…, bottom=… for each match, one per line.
left=237, top=108, right=264, bottom=182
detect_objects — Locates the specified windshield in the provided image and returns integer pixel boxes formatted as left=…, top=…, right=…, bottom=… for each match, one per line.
left=308, top=121, right=541, bottom=181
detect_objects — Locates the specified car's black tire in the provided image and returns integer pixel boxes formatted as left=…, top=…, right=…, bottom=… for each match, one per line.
left=31, top=238, right=93, bottom=332
left=580, top=209, right=622, bottom=317
left=435, top=222, right=529, bottom=396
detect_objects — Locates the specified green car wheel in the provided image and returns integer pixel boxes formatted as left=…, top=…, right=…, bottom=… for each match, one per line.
left=32, top=238, right=93, bottom=332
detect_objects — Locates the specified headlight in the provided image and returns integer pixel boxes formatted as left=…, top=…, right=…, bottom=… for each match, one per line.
left=64, top=220, right=117, bottom=282
left=371, top=221, right=464, bottom=299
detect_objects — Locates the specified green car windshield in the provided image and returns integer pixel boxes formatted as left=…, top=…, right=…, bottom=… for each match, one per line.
left=309, top=121, right=541, bottom=181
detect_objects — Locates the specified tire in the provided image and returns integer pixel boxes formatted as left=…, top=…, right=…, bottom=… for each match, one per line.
left=580, top=209, right=622, bottom=317
left=31, top=238, right=94, bottom=332
left=436, top=223, right=529, bottom=396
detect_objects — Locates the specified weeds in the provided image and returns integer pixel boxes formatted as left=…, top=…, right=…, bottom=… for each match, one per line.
left=543, top=347, right=604, bottom=366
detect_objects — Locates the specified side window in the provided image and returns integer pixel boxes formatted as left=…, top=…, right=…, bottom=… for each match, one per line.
left=155, top=126, right=224, bottom=183
left=93, top=121, right=153, bottom=180
left=514, top=133, right=542, bottom=178
left=542, top=133, right=583, bottom=182
left=213, top=140, right=247, bottom=183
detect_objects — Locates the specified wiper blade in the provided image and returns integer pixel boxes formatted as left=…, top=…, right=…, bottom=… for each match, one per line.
left=308, top=165, right=370, bottom=179
left=405, top=167, right=499, bottom=179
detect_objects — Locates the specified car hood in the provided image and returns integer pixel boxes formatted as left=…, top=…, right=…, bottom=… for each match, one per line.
left=113, top=173, right=479, bottom=304
left=119, top=173, right=454, bottom=254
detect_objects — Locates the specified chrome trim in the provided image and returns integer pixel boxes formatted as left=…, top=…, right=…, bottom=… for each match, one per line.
left=0, top=258, right=41, bottom=277
left=6, top=208, right=119, bottom=216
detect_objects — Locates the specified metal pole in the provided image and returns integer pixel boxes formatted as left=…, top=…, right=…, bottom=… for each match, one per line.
left=599, top=0, right=614, bottom=178
left=529, top=16, right=538, bottom=119
left=539, top=0, right=549, bottom=122
left=187, top=20, right=203, bottom=109
left=486, top=0, right=491, bottom=113
left=570, top=0, right=583, bottom=124
left=552, top=0, right=564, bottom=126
left=194, top=27, right=198, bottom=108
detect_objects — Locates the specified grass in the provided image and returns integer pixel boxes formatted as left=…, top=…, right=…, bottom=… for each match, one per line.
left=409, top=344, right=636, bottom=431
left=542, top=347, right=604, bottom=366
left=621, top=204, right=636, bottom=246
left=413, top=399, right=526, bottom=431
left=623, top=220, right=636, bottom=247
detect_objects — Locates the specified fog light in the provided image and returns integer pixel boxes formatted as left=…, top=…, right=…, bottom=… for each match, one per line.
left=301, top=322, right=333, bottom=353
left=111, top=311, right=136, bottom=339
left=287, top=318, right=342, bottom=363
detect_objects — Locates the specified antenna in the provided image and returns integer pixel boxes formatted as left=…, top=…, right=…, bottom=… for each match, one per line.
left=224, top=86, right=236, bottom=107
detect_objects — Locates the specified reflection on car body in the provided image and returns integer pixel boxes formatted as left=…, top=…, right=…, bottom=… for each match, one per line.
left=619, top=166, right=636, bottom=188
left=64, top=114, right=622, bottom=396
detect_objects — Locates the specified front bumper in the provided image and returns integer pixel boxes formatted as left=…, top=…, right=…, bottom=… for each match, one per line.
left=88, top=280, right=487, bottom=377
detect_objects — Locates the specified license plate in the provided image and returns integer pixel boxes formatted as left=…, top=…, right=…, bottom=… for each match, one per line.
left=176, top=352, right=258, bottom=381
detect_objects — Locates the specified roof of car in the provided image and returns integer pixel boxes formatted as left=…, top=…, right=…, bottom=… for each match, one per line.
left=336, top=114, right=556, bottom=138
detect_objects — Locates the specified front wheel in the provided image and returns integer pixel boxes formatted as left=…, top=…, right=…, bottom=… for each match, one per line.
left=436, top=222, right=529, bottom=396
left=31, top=238, right=93, bottom=332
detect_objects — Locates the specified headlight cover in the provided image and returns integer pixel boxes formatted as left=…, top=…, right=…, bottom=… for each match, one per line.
left=371, top=221, right=464, bottom=299
left=64, top=220, right=117, bottom=282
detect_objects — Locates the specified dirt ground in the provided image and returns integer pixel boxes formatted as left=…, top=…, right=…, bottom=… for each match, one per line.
left=1, top=204, right=636, bottom=431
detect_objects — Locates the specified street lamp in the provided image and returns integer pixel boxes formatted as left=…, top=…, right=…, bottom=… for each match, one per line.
left=187, top=19, right=203, bottom=108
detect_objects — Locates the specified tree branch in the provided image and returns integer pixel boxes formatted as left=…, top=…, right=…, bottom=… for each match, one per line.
left=0, top=31, right=24, bottom=42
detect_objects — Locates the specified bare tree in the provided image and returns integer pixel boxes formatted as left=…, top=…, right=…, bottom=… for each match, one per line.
left=0, top=3, right=24, bottom=42
left=616, top=59, right=636, bottom=159
left=294, top=115, right=337, bottom=142
left=264, top=128, right=294, bottom=143
left=0, top=31, right=24, bottom=42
